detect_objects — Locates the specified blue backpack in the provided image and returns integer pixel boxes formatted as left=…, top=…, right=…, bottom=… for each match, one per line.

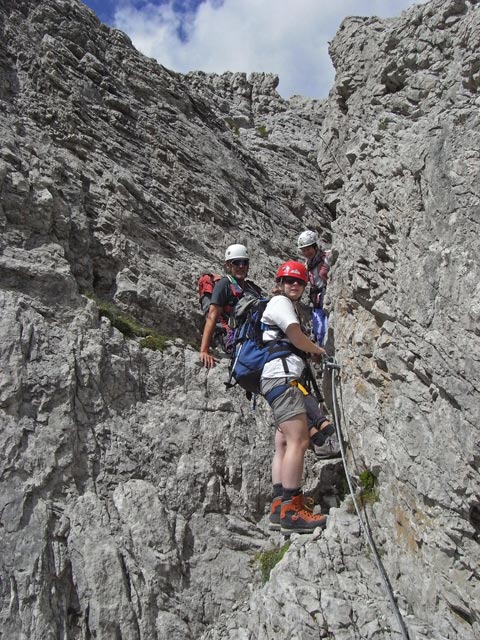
left=226, top=297, right=300, bottom=395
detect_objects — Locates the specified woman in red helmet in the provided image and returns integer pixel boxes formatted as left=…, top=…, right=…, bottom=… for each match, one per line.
left=260, top=260, right=329, bottom=535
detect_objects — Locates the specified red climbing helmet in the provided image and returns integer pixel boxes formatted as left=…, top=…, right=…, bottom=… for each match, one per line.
left=276, top=260, right=308, bottom=283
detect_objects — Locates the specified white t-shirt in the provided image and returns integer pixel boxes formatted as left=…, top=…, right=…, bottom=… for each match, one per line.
left=260, top=295, right=306, bottom=379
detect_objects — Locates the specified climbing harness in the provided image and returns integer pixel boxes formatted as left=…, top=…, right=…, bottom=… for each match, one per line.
left=326, top=356, right=411, bottom=640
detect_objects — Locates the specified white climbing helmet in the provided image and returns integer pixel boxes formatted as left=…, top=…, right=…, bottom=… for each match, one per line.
left=225, top=244, right=249, bottom=261
left=297, top=230, right=319, bottom=250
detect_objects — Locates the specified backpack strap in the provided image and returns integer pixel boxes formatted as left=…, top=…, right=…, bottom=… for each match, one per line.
left=221, top=275, right=244, bottom=326
left=243, top=279, right=262, bottom=298
left=262, top=339, right=305, bottom=379
left=262, top=299, right=306, bottom=377
left=302, top=360, right=324, bottom=403
left=226, top=275, right=244, bottom=299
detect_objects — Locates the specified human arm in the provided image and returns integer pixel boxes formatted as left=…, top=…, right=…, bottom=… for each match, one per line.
left=263, top=296, right=326, bottom=358
left=285, top=323, right=326, bottom=358
left=318, top=261, right=329, bottom=286
left=199, top=303, right=223, bottom=368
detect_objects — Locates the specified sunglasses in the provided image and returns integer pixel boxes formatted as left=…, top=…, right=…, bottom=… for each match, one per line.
left=231, top=259, right=249, bottom=267
left=282, top=276, right=306, bottom=285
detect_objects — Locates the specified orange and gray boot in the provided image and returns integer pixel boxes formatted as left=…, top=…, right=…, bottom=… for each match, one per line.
left=280, top=493, right=327, bottom=535
left=270, top=495, right=317, bottom=531
left=269, top=497, right=282, bottom=531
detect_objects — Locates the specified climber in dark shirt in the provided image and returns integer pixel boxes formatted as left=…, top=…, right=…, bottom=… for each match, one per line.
left=199, top=243, right=261, bottom=368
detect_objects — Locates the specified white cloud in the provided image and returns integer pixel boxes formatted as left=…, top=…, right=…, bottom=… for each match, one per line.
left=114, top=0, right=430, bottom=98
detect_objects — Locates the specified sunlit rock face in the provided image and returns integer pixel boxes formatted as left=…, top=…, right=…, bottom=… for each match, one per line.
left=0, top=0, right=479, bottom=639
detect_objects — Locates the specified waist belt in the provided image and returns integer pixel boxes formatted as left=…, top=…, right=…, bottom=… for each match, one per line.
left=264, top=379, right=309, bottom=406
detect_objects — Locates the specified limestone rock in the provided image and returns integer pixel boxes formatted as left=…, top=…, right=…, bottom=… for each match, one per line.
left=0, top=0, right=479, bottom=639
left=204, top=0, right=480, bottom=638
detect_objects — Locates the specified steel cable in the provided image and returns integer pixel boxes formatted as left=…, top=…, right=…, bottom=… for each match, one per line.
left=325, top=358, right=411, bottom=640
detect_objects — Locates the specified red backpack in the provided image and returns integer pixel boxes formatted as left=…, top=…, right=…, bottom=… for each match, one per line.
left=197, top=273, right=245, bottom=324
left=198, top=273, right=223, bottom=315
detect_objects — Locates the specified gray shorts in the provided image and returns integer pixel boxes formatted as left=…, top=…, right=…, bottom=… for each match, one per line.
left=260, top=377, right=306, bottom=427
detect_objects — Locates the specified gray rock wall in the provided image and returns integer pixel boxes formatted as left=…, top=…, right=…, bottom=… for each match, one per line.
left=209, top=1, right=480, bottom=638
left=0, top=0, right=330, bottom=638
left=0, top=0, right=479, bottom=639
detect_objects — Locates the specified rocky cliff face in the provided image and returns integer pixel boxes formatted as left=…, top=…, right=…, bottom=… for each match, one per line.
left=0, top=1, right=479, bottom=639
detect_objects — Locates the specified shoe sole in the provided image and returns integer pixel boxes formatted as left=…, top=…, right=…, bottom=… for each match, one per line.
left=280, top=519, right=327, bottom=535
left=269, top=523, right=281, bottom=531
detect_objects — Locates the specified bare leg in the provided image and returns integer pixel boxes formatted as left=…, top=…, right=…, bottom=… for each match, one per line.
left=272, top=428, right=286, bottom=486
left=278, top=413, right=309, bottom=489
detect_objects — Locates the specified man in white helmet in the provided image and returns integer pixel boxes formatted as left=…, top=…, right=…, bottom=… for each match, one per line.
left=297, top=230, right=330, bottom=346
left=199, top=244, right=261, bottom=368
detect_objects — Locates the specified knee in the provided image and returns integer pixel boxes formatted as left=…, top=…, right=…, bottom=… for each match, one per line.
left=275, top=430, right=287, bottom=452
left=299, top=434, right=310, bottom=452
left=290, top=433, right=309, bottom=454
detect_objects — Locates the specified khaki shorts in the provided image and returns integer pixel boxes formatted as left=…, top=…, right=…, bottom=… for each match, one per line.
left=260, top=377, right=306, bottom=427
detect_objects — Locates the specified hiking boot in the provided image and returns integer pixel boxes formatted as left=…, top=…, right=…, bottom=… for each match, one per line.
left=269, top=497, right=282, bottom=531
left=303, top=495, right=315, bottom=513
left=270, top=495, right=315, bottom=531
left=311, top=432, right=341, bottom=459
left=280, top=494, right=327, bottom=535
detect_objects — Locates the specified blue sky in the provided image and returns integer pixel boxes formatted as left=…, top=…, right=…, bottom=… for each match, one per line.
left=82, top=0, right=429, bottom=98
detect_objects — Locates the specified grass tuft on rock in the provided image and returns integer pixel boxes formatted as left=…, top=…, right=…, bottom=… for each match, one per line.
left=226, top=118, right=240, bottom=136
left=140, top=335, right=168, bottom=351
left=345, top=469, right=379, bottom=513
left=256, top=124, right=269, bottom=138
left=84, top=292, right=169, bottom=351
left=358, top=469, right=379, bottom=507
left=255, top=542, right=290, bottom=583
